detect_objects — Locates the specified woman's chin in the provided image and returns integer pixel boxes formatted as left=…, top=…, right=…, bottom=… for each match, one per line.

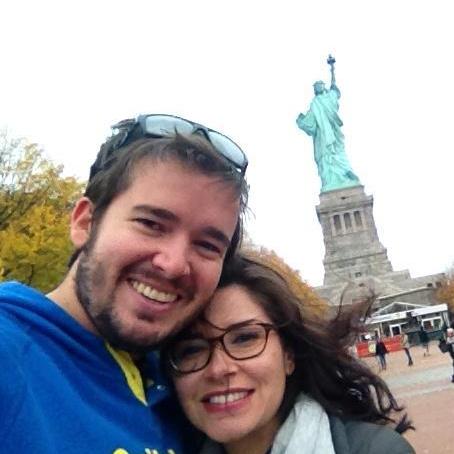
left=205, top=426, right=249, bottom=444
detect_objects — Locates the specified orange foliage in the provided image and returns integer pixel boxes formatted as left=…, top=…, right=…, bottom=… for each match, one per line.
left=437, top=269, right=454, bottom=314
left=241, top=246, right=328, bottom=316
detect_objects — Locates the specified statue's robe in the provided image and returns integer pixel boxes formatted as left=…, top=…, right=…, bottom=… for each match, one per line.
left=296, top=86, right=360, bottom=192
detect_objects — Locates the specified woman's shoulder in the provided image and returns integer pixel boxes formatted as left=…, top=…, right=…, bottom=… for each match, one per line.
left=328, top=416, right=415, bottom=454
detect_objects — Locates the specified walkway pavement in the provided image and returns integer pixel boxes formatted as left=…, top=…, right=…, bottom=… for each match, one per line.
left=362, top=342, right=454, bottom=453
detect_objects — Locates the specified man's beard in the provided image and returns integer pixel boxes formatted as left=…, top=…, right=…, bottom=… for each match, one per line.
left=73, top=227, right=201, bottom=353
left=74, top=226, right=157, bottom=353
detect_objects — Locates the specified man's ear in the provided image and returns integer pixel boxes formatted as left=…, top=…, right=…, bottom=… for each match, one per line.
left=70, top=197, right=94, bottom=248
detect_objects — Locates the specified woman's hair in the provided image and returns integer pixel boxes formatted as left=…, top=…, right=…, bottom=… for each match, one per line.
left=215, top=251, right=413, bottom=433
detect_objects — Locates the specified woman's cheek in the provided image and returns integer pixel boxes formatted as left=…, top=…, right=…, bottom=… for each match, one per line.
left=175, top=377, right=198, bottom=411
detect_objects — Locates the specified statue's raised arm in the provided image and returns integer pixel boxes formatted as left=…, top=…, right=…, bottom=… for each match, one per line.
left=327, top=54, right=340, bottom=97
left=295, top=55, right=360, bottom=193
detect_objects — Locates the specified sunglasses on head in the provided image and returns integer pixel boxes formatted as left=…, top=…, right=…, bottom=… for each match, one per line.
left=89, top=114, right=248, bottom=180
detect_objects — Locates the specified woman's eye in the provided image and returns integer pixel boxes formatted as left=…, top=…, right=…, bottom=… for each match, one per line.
left=176, top=343, right=207, bottom=359
left=231, top=331, right=260, bottom=344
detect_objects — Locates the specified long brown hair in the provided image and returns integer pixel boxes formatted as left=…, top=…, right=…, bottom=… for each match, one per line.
left=217, top=252, right=412, bottom=433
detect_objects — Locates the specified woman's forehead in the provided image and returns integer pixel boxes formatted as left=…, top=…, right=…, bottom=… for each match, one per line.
left=203, top=284, right=271, bottom=326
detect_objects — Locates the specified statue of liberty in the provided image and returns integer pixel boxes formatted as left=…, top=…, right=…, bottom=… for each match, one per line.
left=296, top=55, right=360, bottom=192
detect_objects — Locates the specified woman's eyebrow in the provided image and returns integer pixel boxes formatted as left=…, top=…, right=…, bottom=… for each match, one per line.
left=201, top=318, right=263, bottom=331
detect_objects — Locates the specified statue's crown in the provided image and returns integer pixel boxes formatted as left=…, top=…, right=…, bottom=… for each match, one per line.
left=313, top=80, right=325, bottom=87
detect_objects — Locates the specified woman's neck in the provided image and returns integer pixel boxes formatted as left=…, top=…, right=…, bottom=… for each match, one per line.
left=223, top=417, right=279, bottom=454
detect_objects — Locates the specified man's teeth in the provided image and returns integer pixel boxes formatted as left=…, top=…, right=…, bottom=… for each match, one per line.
left=208, top=392, right=248, bottom=405
left=131, top=280, right=177, bottom=303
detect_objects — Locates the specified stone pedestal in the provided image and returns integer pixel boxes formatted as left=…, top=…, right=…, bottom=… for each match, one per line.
left=314, top=185, right=444, bottom=307
left=316, top=185, right=393, bottom=286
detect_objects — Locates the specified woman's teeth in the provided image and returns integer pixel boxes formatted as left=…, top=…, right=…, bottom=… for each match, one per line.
left=208, top=391, right=248, bottom=405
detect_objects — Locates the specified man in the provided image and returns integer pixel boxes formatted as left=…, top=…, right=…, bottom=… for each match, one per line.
left=0, top=114, right=249, bottom=453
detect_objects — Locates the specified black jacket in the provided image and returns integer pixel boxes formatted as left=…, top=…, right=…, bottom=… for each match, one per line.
left=375, top=341, right=388, bottom=356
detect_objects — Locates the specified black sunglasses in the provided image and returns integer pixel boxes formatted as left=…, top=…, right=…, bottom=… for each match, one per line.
left=89, top=114, right=248, bottom=180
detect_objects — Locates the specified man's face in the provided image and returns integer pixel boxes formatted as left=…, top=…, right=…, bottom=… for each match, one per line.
left=72, top=158, right=240, bottom=350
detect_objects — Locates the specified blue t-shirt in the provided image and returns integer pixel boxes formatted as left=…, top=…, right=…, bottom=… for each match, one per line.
left=0, top=282, right=194, bottom=454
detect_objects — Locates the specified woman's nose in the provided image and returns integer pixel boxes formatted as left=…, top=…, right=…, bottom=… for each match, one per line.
left=204, top=344, right=238, bottom=379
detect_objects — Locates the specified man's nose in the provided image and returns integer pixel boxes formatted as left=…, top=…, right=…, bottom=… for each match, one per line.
left=151, top=236, right=191, bottom=279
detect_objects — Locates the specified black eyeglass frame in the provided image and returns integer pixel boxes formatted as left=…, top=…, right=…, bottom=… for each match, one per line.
left=89, top=114, right=248, bottom=181
left=168, top=322, right=276, bottom=375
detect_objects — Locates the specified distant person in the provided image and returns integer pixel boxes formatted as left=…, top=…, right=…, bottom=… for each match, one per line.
left=418, top=325, right=430, bottom=356
left=375, top=337, right=388, bottom=371
left=446, top=327, right=454, bottom=383
left=400, top=331, right=414, bottom=366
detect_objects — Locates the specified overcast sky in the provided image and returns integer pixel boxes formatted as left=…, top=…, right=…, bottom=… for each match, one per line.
left=1, top=0, right=453, bottom=286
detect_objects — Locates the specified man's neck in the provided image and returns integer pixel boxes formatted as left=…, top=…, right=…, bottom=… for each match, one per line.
left=47, top=266, right=98, bottom=335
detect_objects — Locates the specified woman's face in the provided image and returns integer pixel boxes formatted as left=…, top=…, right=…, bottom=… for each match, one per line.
left=171, top=284, right=294, bottom=444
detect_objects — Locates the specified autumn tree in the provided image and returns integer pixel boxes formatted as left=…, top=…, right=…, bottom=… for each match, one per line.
left=241, top=244, right=328, bottom=316
left=0, top=131, right=84, bottom=292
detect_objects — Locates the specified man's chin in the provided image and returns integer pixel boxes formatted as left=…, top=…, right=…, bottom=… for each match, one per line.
left=100, top=328, right=162, bottom=353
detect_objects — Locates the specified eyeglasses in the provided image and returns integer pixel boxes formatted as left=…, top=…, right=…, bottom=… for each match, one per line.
left=168, top=322, right=276, bottom=374
left=89, top=114, right=248, bottom=180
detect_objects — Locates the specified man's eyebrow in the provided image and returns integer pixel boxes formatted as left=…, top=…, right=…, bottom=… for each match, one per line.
left=132, top=205, right=179, bottom=222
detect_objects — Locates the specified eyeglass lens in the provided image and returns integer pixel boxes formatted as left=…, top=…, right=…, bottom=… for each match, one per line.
left=171, top=324, right=269, bottom=373
left=143, top=115, right=194, bottom=136
left=142, top=115, right=246, bottom=171
left=206, top=130, right=246, bottom=169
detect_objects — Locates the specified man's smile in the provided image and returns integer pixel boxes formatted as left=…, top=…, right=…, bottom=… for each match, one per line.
left=129, top=279, right=178, bottom=303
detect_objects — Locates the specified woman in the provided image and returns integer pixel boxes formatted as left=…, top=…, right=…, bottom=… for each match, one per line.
left=162, top=253, right=414, bottom=454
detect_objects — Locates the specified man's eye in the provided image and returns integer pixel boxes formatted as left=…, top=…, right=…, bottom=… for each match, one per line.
left=196, top=241, right=222, bottom=255
left=134, top=218, right=163, bottom=231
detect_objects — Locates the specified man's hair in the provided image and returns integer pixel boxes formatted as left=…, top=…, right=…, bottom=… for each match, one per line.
left=68, top=133, right=248, bottom=266
left=214, top=252, right=413, bottom=433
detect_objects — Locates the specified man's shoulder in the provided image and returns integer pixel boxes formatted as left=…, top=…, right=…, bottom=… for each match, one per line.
left=0, top=281, right=67, bottom=363
left=329, top=416, right=415, bottom=454
left=0, top=281, right=43, bottom=302
left=0, top=281, right=43, bottom=335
